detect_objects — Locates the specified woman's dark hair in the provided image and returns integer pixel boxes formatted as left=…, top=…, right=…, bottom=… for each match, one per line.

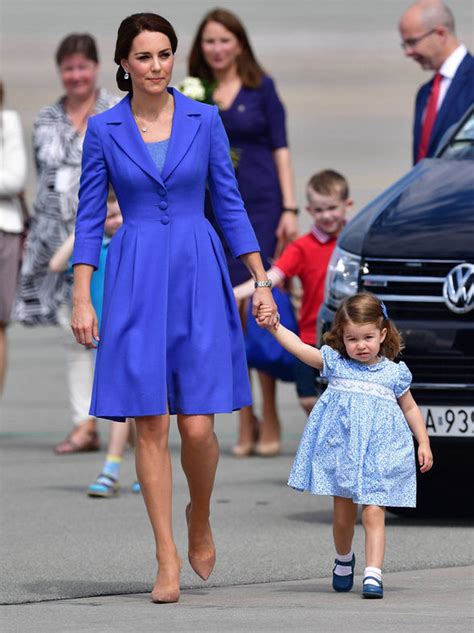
left=323, top=292, right=404, bottom=361
left=188, top=8, right=264, bottom=88
left=114, top=13, right=178, bottom=92
left=55, top=33, right=99, bottom=66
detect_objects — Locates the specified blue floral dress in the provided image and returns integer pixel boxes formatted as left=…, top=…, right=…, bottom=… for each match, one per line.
left=288, top=346, right=417, bottom=507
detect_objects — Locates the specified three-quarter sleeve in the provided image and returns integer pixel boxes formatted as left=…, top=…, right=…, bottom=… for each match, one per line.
left=72, top=117, right=109, bottom=270
left=262, top=76, right=288, bottom=150
left=207, top=105, right=260, bottom=259
left=394, top=361, right=413, bottom=398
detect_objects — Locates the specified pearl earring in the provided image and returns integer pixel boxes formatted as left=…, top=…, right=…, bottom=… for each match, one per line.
left=124, top=71, right=129, bottom=80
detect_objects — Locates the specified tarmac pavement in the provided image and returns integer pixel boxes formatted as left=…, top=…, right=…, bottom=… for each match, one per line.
left=2, top=567, right=473, bottom=633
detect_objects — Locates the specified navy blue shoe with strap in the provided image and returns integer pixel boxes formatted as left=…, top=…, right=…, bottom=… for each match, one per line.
left=362, top=576, right=383, bottom=599
left=332, top=554, right=355, bottom=592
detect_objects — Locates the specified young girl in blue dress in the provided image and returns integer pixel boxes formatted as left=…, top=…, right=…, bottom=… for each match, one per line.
left=258, top=292, right=433, bottom=599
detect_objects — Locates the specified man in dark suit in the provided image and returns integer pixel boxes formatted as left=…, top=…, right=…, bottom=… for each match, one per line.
left=399, top=1, right=474, bottom=163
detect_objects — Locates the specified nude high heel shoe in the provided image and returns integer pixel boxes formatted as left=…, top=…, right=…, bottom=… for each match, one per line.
left=185, top=503, right=216, bottom=581
left=151, top=556, right=182, bottom=603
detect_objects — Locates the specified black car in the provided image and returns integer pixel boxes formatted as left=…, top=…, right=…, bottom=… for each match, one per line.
left=318, top=106, right=474, bottom=516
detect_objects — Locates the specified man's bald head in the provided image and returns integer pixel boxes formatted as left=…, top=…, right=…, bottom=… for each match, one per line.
left=406, top=1, right=455, bottom=33
left=399, top=2, right=459, bottom=70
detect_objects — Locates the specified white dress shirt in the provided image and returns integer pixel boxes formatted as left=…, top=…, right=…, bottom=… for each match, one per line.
left=437, top=43, right=468, bottom=111
left=0, top=110, right=27, bottom=233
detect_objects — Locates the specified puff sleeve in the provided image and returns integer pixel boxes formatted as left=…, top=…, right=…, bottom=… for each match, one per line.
left=72, top=116, right=109, bottom=270
left=207, top=106, right=260, bottom=259
left=320, top=345, right=340, bottom=379
left=394, top=361, right=412, bottom=398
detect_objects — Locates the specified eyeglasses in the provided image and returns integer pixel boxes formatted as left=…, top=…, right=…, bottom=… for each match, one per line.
left=400, top=28, right=437, bottom=50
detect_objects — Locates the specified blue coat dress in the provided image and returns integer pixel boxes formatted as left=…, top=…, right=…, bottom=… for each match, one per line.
left=73, top=88, right=260, bottom=421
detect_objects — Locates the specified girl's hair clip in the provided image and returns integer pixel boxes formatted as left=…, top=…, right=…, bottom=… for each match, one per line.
left=380, top=301, right=389, bottom=319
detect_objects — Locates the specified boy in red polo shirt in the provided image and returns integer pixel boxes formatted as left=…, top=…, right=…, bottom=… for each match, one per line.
left=234, top=169, right=352, bottom=414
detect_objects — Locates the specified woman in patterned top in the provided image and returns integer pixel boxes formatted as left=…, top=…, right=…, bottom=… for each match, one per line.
left=15, top=33, right=118, bottom=454
left=257, top=292, right=433, bottom=599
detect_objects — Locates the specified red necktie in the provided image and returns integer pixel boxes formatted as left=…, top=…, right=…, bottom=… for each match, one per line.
left=417, top=72, right=442, bottom=161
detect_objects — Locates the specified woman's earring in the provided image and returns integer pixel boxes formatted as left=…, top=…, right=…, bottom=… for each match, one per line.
left=124, top=71, right=129, bottom=80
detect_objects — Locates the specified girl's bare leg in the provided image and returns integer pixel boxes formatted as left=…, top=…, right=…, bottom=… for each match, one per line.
left=135, top=414, right=180, bottom=597
left=361, top=505, right=385, bottom=568
left=178, top=414, right=218, bottom=563
left=333, top=496, right=358, bottom=555
left=107, top=419, right=131, bottom=456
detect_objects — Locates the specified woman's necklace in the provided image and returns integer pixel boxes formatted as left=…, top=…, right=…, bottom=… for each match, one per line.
left=132, top=111, right=159, bottom=133
left=132, top=96, right=172, bottom=133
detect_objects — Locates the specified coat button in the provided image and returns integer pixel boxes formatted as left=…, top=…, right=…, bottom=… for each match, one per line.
left=158, top=188, right=166, bottom=197
left=159, top=200, right=168, bottom=210
left=161, top=216, right=169, bottom=225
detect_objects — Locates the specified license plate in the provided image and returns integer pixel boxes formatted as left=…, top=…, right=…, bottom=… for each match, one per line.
left=420, top=406, right=474, bottom=437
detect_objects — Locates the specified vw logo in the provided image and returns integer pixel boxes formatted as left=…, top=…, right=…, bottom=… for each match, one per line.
left=442, top=263, right=474, bottom=314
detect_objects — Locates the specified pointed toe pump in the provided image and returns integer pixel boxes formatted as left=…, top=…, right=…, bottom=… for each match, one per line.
left=185, top=503, right=216, bottom=581
left=150, top=557, right=182, bottom=604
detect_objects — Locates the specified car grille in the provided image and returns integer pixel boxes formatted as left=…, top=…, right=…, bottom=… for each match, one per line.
left=360, top=258, right=474, bottom=389
left=404, top=354, right=474, bottom=384
left=360, top=258, right=474, bottom=321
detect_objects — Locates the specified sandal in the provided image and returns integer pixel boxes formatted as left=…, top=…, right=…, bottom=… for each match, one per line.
left=54, top=430, right=100, bottom=455
left=131, top=480, right=141, bottom=494
left=87, top=473, right=119, bottom=498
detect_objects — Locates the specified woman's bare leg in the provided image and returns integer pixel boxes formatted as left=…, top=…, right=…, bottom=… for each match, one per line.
left=257, top=371, right=281, bottom=446
left=235, top=298, right=259, bottom=451
left=135, top=414, right=180, bottom=597
left=178, top=414, right=218, bottom=563
left=236, top=404, right=258, bottom=448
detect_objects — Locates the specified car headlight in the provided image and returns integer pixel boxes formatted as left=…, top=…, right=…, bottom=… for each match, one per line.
left=324, top=247, right=361, bottom=310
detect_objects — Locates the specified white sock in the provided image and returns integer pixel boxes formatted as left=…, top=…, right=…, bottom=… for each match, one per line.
left=334, top=549, right=354, bottom=576
left=364, top=566, right=382, bottom=586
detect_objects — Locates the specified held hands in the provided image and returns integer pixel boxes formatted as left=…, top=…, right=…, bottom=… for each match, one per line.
left=252, top=287, right=278, bottom=329
left=256, top=302, right=280, bottom=330
left=418, top=443, right=434, bottom=473
left=71, top=299, right=99, bottom=349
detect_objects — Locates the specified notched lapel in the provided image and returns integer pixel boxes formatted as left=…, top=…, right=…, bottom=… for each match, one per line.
left=161, top=103, right=201, bottom=182
left=431, top=55, right=471, bottom=149
left=107, top=96, right=165, bottom=187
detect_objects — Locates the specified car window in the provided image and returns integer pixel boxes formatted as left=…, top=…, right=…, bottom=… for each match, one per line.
left=439, top=111, right=474, bottom=160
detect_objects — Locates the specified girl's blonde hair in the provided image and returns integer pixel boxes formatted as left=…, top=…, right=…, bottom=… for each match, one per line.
left=323, top=292, right=403, bottom=360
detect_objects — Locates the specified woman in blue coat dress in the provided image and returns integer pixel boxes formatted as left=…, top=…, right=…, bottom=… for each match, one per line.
left=71, top=13, right=277, bottom=604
